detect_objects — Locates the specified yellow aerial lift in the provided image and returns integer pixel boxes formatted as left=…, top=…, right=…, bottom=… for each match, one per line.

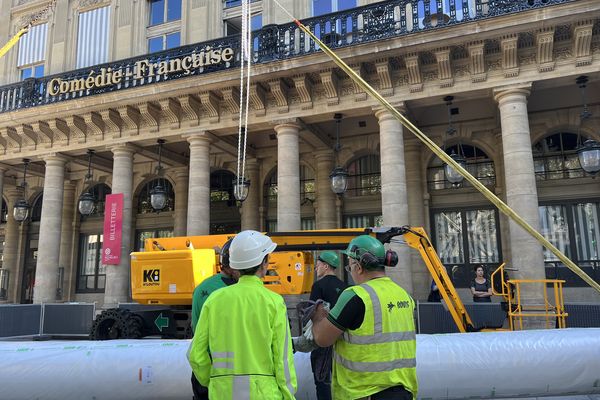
left=89, top=226, right=565, bottom=339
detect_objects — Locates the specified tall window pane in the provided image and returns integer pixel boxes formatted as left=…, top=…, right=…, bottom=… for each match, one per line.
left=77, top=6, right=110, bottom=68
left=165, top=32, right=180, bottom=49
left=466, top=209, right=499, bottom=263
left=148, top=36, right=163, bottom=53
left=150, top=0, right=165, bottom=25
left=434, top=211, right=464, bottom=264
left=572, top=203, right=600, bottom=261
left=538, top=205, right=570, bottom=261
left=167, top=0, right=182, bottom=21
left=313, top=0, right=332, bottom=15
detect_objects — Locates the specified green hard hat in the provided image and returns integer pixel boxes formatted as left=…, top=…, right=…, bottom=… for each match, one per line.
left=342, top=235, right=385, bottom=262
left=318, top=251, right=340, bottom=268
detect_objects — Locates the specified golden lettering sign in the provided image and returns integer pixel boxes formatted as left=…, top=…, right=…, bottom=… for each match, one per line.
left=47, top=47, right=235, bottom=96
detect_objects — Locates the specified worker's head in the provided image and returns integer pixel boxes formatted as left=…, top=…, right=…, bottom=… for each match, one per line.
left=342, top=235, right=398, bottom=283
left=219, top=238, right=240, bottom=281
left=316, top=251, right=339, bottom=278
left=229, top=230, right=277, bottom=277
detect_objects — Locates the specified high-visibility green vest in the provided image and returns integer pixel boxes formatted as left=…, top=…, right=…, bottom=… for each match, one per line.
left=332, top=277, right=418, bottom=400
left=188, top=275, right=297, bottom=399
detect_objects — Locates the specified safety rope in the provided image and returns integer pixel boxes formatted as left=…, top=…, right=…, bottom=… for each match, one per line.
left=235, top=0, right=252, bottom=197
left=0, top=0, right=58, bottom=60
left=271, top=0, right=600, bottom=294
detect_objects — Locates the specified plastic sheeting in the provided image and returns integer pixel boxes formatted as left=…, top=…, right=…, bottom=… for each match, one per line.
left=0, top=329, right=599, bottom=400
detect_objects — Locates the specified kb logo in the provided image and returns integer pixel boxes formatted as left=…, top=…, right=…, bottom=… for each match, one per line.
left=143, top=269, right=160, bottom=286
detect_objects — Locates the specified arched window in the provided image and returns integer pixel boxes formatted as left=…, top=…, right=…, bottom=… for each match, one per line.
left=210, top=170, right=235, bottom=206
left=533, top=132, right=587, bottom=180
left=346, top=154, right=381, bottom=196
left=137, top=179, right=175, bottom=214
left=31, top=193, right=43, bottom=222
left=82, top=183, right=112, bottom=219
left=427, top=144, right=495, bottom=190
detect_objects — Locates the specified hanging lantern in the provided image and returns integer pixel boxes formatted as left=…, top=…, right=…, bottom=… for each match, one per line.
left=78, top=191, right=96, bottom=216
left=79, top=150, right=96, bottom=216
left=577, top=139, right=600, bottom=175
left=330, top=166, right=349, bottom=195
left=150, top=184, right=168, bottom=211
left=233, top=176, right=250, bottom=202
left=13, top=198, right=30, bottom=222
left=445, top=152, right=466, bottom=185
left=13, top=159, right=30, bottom=223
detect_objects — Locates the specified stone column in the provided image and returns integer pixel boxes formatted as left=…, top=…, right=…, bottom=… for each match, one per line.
left=1, top=187, right=19, bottom=303
left=405, top=141, right=429, bottom=300
left=275, top=121, right=301, bottom=231
left=173, top=168, right=189, bottom=237
left=494, top=86, right=545, bottom=303
left=241, top=158, right=260, bottom=231
left=33, top=155, right=67, bottom=303
left=103, top=145, right=135, bottom=308
left=375, top=105, right=413, bottom=294
left=185, top=132, right=211, bottom=236
left=314, top=150, right=337, bottom=229
left=58, top=181, right=76, bottom=302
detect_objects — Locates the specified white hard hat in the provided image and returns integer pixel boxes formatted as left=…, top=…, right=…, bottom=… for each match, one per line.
left=229, top=230, right=277, bottom=270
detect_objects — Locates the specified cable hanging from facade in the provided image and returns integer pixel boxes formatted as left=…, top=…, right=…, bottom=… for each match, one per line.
left=234, top=0, right=253, bottom=203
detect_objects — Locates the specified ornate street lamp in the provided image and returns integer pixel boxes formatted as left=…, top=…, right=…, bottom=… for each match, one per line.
left=13, top=159, right=30, bottom=223
left=575, top=76, right=600, bottom=175
left=150, top=139, right=168, bottom=211
left=330, top=113, right=348, bottom=195
left=233, top=176, right=250, bottom=202
left=78, top=150, right=96, bottom=216
left=442, top=96, right=466, bottom=186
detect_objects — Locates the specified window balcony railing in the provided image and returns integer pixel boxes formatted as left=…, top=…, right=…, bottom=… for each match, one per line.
left=0, top=0, right=574, bottom=113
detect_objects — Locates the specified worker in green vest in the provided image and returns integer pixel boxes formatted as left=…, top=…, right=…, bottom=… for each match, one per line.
left=311, top=235, right=418, bottom=400
left=190, top=238, right=239, bottom=400
left=188, top=230, right=297, bottom=399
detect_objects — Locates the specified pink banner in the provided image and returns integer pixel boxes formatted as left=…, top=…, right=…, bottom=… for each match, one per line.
left=102, top=193, right=124, bottom=265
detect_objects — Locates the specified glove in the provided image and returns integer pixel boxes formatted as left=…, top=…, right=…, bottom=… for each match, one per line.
left=303, top=319, right=314, bottom=341
left=292, top=334, right=319, bottom=353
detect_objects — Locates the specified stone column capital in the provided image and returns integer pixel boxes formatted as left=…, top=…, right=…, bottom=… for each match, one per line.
left=110, top=144, right=136, bottom=157
left=183, top=131, right=212, bottom=147
left=172, top=166, right=189, bottom=181
left=493, top=83, right=532, bottom=105
left=404, top=140, right=422, bottom=153
left=374, top=102, right=407, bottom=122
left=244, top=157, right=260, bottom=170
left=273, top=119, right=301, bottom=135
left=42, top=153, right=68, bottom=166
left=313, top=149, right=335, bottom=162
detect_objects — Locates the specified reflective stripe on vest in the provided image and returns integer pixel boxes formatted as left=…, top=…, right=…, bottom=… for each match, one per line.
left=334, top=352, right=417, bottom=372
left=211, top=351, right=234, bottom=369
left=233, top=375, right=251, bottom=399
left=283, top=321, right=294, bottom=394
left=342, top=282, right=416, bottom=346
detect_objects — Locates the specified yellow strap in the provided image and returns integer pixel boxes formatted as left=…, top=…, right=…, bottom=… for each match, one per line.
left=0, top=28, right=28, bottom=60
left=291, top=19, right=600, bottom=294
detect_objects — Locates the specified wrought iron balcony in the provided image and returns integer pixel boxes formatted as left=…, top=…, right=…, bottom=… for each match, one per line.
left=0, top=0, right=575, bottom=114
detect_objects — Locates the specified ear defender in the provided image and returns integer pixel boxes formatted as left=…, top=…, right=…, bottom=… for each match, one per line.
left=384, top=249, right=398, bottom=267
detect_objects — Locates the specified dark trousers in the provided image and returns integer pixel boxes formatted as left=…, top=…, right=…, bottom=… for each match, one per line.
left=310, top=347, right=332, bottom=400
left=191, top=372, right=208, bottom=400
left=367, top=385, right=412, bottom=400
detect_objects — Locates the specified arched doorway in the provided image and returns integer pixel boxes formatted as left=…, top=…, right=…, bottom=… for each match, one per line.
left=135, top=178, right=175, bottom=252
left=76, top=183, right=111, bottom=294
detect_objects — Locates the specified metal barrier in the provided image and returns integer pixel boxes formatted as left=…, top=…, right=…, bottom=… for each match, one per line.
left=0, top=303, right=95, bottom=339
left=417, top=302, right=600, bottom=333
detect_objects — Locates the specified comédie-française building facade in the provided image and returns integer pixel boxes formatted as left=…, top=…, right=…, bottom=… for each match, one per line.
left=0, top=0, right=599, bottom=308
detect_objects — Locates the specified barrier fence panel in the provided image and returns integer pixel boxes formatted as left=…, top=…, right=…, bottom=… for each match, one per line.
left=41, top=303, right=96, bottom=337
left=0, top=304, right=42, bottom=338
